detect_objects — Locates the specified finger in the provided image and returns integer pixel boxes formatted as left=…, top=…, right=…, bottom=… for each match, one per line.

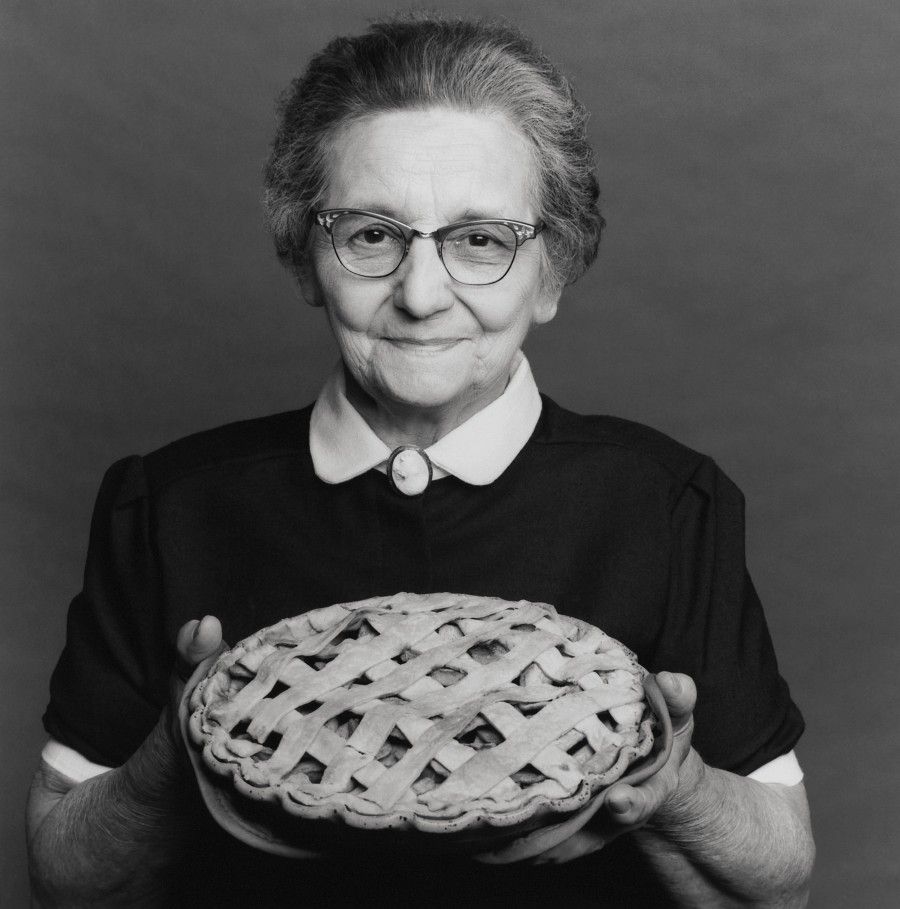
left=532, top=830, right=606, bottom=865
left=175, top=615, right=224, bottom=682
left=188, top=615, right=223, bottom=661
left=655, top=671, right=696, bottom=734
left=604, top=776, right=674, bottom=829
left=605, top=783, right=644, bottom=827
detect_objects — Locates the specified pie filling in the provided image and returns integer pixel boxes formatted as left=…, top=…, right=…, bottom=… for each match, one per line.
left=188, top=593, right=655, bottom=832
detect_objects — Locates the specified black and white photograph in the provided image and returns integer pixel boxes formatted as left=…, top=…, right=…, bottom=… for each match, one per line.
left=3, top=2, right=897, bottom=906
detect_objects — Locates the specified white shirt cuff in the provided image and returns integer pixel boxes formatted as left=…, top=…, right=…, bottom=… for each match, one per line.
left=746, top=750, right=804, bottom=786
left=41, top=740, right=803, bottom=788
left=41, top=739, right=114, bottom=783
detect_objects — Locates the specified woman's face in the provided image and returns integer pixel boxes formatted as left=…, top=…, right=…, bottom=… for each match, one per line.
left=302, top=108, right=560, bottom=429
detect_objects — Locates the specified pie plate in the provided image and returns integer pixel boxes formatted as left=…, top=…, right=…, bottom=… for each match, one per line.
left=179, top=593, right=673, bottom=858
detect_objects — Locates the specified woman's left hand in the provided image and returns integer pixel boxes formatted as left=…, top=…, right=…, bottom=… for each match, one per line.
left=477, top=670, right=701, bottom=864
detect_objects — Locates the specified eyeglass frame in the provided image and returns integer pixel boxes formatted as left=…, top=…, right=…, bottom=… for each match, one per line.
left=314, top=208, right=545, bottom=286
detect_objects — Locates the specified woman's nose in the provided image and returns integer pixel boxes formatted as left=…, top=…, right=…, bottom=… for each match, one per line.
left=392, top=237, right=454, bottom=318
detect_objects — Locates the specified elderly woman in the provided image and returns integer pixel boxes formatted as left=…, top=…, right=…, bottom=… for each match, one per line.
left=27, top=16, right=814, bottom=908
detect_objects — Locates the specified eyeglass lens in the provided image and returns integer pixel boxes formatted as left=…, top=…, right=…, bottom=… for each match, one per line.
left=328, top=212, right=519, bottom=284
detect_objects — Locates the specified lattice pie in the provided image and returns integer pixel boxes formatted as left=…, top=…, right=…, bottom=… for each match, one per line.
left=187, top=593, right=661, bottom=837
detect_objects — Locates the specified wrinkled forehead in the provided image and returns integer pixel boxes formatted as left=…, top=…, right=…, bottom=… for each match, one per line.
left=321, top=107, right=540, bottom=225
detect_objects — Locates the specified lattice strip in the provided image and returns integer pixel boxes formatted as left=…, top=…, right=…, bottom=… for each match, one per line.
left=479, top=702, right=585, bottom=795
left=423, top=684, right=640, bottom=809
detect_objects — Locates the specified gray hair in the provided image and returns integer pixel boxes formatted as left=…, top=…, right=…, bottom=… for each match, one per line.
left=264, top=14, right=604, bottom=290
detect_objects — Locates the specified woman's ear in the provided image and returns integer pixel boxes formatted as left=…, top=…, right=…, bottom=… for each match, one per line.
left=295, top=263, right=325, bottom=307
left=532, top=289, right=561, bottom=326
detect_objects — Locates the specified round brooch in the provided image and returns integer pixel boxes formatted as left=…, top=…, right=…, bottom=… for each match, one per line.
left=387, top=445, right=433, bottom=496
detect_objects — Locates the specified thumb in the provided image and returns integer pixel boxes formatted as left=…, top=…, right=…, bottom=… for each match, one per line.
left=655, top=671, right=696, bottom=735
left=175, top=615, right=224, bottom=683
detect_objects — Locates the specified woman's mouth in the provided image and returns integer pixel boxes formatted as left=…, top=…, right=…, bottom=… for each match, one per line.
left=385, top=337, right=465, bottom=351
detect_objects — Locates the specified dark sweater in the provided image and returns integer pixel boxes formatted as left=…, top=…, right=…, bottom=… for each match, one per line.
left=44, top=396, right=803, bottom=907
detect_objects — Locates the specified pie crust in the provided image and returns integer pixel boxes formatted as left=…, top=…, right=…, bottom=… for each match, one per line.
left=187, top=592, right=662, bottom=837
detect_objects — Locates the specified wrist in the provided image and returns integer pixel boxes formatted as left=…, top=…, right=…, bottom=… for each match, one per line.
left=120, top=708, right=193, bottom=813
left=645, top=747, right=711, bottom=834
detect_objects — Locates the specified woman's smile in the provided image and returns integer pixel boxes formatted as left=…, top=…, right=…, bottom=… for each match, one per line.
left=383, top=336, right=468, bottom=350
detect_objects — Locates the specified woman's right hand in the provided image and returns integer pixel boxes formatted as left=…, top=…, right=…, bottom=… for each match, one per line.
left=27, top=616, right=227, bottom=906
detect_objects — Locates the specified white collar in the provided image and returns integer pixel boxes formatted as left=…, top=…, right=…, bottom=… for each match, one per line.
left=310, top=354, right=542, bottom=486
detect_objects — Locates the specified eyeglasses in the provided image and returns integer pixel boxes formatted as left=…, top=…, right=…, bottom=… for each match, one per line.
left=315, top=209, right=544, bottom=286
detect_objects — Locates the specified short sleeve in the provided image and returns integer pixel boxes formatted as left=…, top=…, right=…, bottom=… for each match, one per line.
left=651, top=457, right=805, bottom=774
left=42, top=456, right=171, bottom=767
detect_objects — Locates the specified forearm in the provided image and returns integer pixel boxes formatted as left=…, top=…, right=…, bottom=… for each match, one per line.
left=28, top=714, right=195, bottom=907
left=631, top=750, right=814, bottom=907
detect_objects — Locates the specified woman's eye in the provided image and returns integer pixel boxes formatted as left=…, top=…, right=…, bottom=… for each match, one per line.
left=359, top=228, right=386, bottom=244
left=458, top=231, right=505, bottom=248
left=467, top=234, right=493, bottom=247
left=457, top=228, right=515, bottom=250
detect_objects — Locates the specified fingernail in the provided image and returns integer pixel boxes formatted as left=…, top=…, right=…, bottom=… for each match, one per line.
left=610, top=795, right=632, bottom=815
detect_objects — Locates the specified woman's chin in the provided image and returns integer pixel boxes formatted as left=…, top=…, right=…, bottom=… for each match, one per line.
left=381, top=380, right=470, bottom=415
left=367, top=359, right=477, bottom=415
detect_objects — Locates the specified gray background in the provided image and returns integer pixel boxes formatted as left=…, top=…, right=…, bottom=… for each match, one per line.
left=2, top=1, right=897, bottom=905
